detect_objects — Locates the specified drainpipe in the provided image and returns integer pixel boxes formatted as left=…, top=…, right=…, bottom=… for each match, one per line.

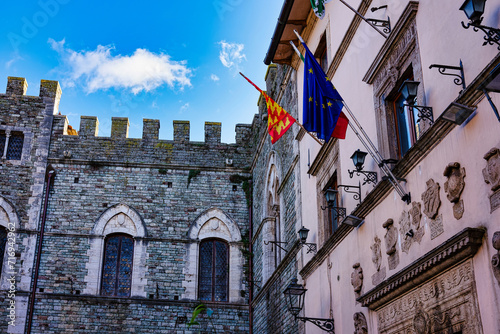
left=27, top=167, right=56, bottom=334
left=248, top=180, right=254, bottom=334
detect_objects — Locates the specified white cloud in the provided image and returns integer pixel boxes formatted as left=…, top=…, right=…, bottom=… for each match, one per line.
left=218, top=41, right=246, bottom=73
left=5, top=53, right=23, bottom=69
left=180, top=102, right=189, bottom=113
left=210, top=74, right=220, bottom=81
left=48, top=38, right=192, bottom=94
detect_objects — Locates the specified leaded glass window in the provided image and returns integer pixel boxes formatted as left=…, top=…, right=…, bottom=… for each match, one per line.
left=101, top=234, right=134, bottom=297
left=6, top=132, right=23, bottom=160
left=0, top=227, right=7, bottom=275
left=0, top=132, right=6, bottom=157
left=199, top=239, right=229, bottom=302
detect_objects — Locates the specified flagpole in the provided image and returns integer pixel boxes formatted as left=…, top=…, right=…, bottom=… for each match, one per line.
left=337, top=0, right=388, bottom=39
left=239, top=72, right=324, bottom=147
left=292, top=30, right=411, bottom=204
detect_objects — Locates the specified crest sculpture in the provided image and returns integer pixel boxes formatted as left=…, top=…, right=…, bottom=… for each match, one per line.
left=443, top=162, right=466, bottom=219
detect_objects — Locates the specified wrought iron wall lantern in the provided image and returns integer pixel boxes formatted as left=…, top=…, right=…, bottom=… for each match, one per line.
left=366, top=17, right=391, bottom=34
left=297, top=227, right=317, bottom=254
left=399, top=80, right=434, bottom=125
left=429, top=60, right=466, bottom=91
left=320, top=189, right=347, bottom=220
left=460, top=0, right=500, bottom=49
left=283, top=278, right=335, bottom=333
left=263, top=240, right=288, bottom=253
left=348, top=149, right=378, bottom=185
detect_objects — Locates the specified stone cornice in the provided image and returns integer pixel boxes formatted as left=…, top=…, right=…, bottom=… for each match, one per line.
left=252, top=240, right=301, bottom=307
left=357, top=227, right=485, bottom=310
left=363, top=1, right=419, bottom=84
left=299, top=223, right=353, bottom=279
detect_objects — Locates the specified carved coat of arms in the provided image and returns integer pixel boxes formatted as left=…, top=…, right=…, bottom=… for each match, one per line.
left=383, top=219, right=397, bottom=255
left=371, top=236, right=382, bottom=271
left=483, top=147, right=500, bottom=192
left=351, top=263, right=363, bottom=294
left=421, top=179, right=441, bottom=219
left=443, top=162, right=466, bottom=203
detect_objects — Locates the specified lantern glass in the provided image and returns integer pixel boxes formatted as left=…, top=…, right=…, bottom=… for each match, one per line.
left=283, top=278, right=307, bottom=317
left=324, top=189, right=338, bottom=206
left=350, top=149, right=368, bottom=170
left=399, top=80, right=420, bottom=103
left=297, top=226, right=309, bottom=244
left=460, top=0, right=485, bottom=22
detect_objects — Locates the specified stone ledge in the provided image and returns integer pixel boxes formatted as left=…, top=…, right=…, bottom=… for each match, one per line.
left=357, top=227, right=485, bottom=310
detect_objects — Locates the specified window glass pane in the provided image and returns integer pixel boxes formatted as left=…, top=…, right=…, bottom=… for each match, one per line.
left=0, top=133, right=6, bottom=157
left=199, top=241, right=213, bottom=301
left=214, top=241, right=228, bottom=302
left=395, top=95, right=412, bottom=156
left=6, top=133, right=23, bottom=160
left=101, top=235, right=133, bottom=297
left=0, top=227, right=7, bottom=275
left=117, top=237, right=134, bottom=297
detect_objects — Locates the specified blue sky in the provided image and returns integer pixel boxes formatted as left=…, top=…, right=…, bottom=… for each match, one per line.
left=0, top=0, right=283, bottom=143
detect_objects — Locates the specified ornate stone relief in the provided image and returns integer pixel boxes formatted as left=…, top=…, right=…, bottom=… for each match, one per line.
left=351, top=262, right=363, bottom=298
left=410, top=201, right=424, bottom=243
left=429, top=214, right=444, bottom=240
left=492, top=231, right=500, bottom=284
left=376, top=260, right=483, bottom=333
left=353, top=312, right=368, bottom=334
left=383, top=219, right=399, bottom=270
left=443, top=162, right=466, bottom=220
left=482, top=147, right=500, bottom=212
left=371, top=236, right=386, bottom=286
left=399, top=210, right=413, bottom=254
left=421, top=179, right=441, bottom=219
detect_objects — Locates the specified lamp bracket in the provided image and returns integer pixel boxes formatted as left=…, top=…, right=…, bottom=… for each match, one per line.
left=378, top=158, right=398, bottom=167
left=337, top=184, right=361, bottom=205
left=297, top=316, right=335, bottom=333
left=402, top=104, right=434, bottom=125
left=382, top=175, right=406, bottom=183
left=462, top=20, right=500, bottom=50
left=301, top=243, right=317, bottom=254
left=366, top=17, right=391, bottom=34
left=320, top=203, right=347, bottom=218
left=429, top=61, right=466, bottom=90
left=264, top=240, right=288, bottom=253
left=348, top=169, right=378, bottom=185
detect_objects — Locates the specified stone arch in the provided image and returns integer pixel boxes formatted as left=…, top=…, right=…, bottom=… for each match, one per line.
left=84, top=203, right=148, bottom=297
left=188, top=207, right=241, bottom=242
left=183, top=207, right=244, bottom=303
left=0, top=196, right=20, bottom=290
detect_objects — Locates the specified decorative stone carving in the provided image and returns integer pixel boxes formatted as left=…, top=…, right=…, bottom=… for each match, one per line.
left=492, top=231, right=500, bottom=284
left=351, top=263, right=363, bottom=296
left=483, top=147, right=500, bottom=192
left=413, top=306, right=430, bottom=334
left=375, top=260, right=483, bottom=333
left=399, top=210, right=413, bottom=254
left=353, top=312, right=368, bottom=334
left=371, top=236, right=382, bottom=271
left=421, top=179, right=441, bottom=219
left=443, top=162, right=466, bottom=219
left=429, top=214, right=444, bottom=240
left=383, top=219, right=399, bottom=270
left=410, top=201, right=424, bottom=243
left=383, top=219, right=397, bottom=255
left=483, top=147, right=500, bottom=212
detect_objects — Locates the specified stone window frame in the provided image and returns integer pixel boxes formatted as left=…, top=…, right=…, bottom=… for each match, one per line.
left=364, top=3, right=429, bottom=161
left=0, top=126, right=33, bottom=165
left=0, top=196, right=20, bottom=290
left=183, top=207, right=244, bottom=303
left=262, top=151, right=285, bottom=282
left=83, top=203, right=148, bottom=297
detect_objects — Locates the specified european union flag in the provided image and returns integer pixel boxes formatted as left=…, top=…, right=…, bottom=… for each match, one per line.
left=302, top=42, right=344, bottom=142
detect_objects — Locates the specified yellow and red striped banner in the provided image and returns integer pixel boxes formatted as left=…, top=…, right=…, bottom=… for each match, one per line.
left=262, top=92, right=296, bottom=144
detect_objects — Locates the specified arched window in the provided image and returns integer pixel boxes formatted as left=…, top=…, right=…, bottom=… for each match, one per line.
left=0, top=226, right=6, bottom=276
left=100, top=234, right=134, bottom=297
left=198, top=239, right=229, bottom=302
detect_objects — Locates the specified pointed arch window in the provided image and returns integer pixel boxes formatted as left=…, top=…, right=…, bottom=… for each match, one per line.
left=198, top=239, right=229, bottom=302
left=100, top=234, right=134, bottom=297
